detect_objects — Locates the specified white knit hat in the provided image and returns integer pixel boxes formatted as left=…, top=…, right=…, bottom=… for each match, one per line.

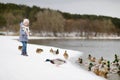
left=23, top=18, right=29, bottom=25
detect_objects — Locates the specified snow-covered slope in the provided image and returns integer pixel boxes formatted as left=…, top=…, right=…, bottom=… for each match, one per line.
left=0, top=36, right=106, bottom=80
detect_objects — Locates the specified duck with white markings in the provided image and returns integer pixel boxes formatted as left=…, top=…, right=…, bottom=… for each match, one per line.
left=45, top=58, right=66, bottom=66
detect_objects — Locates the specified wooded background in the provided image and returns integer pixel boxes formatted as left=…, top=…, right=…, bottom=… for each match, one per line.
left=0, top=3, right=120, bottom=37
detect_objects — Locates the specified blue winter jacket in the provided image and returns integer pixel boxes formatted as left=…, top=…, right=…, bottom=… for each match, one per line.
left=19, top=22, right=28, bottom=42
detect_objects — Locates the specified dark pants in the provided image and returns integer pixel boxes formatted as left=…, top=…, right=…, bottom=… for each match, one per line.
left=21, top=41, right=27, bottom=55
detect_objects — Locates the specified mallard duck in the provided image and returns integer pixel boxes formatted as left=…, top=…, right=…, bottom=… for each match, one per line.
left=55, top=49, right=59, bottom=55
left=49, top=48, right=59, bottom=55
left=63, top=51, right=69, bottom=59
left=36, top=48, right=43, bottom=53
left=50, top=48, right=54, bottom=53
left=45, top=58, right=66, bottom=66
left=88, top=63, right=94, bottom=71
left=18, top=46, right=22, bottom=50
left=88, top=54, right=92, bottom=61
left=78, top=58, right=83, bottom=64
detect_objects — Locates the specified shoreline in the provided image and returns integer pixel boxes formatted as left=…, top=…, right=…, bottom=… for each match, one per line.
left=28, top=36, right=120, bottom=40
left=1, top=35, right=120, bottom=40
left=30, top=36, right=120, bottom=40
left=23, top=36, right=120, bottom=80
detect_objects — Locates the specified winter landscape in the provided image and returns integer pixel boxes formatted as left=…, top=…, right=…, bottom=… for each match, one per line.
left=0, top=0, right=120, bottom=80
left=0, top=36, right=107, bottom=80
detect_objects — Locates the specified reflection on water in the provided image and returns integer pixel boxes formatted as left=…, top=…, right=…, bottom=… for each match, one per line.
left=29, top=39, right=120, bottom=61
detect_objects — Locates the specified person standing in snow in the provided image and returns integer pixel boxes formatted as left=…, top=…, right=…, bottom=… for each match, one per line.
left=19, top=18, right=30, bottom=56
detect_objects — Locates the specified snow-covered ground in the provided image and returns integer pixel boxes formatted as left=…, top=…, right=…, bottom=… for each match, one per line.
left=0, top=36, right=106, bottom=80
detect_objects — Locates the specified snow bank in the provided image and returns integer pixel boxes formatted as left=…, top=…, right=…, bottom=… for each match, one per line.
left=0, top=36, right=106, bottom=80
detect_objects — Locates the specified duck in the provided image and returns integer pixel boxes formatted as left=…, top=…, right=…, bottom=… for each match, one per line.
left=91, top=57, right=96, bottom=62
left=88, top=54, right=92, bottom=61
left=49, top=48, right=59, bottom=55
left=63, top=51, right=69, bottom=59
left=78, top=58, right=83, bottom=64
left=36, top=48, right=43, bottom=53
left=55, top=49, right=59, bottom=55
left=98, top=57, right=104, bottom=64
left=50, top=48, right=54, bottom=53
left=45, top=58, right=66, bottom=66
left=18, top=46, right=22, bottom=50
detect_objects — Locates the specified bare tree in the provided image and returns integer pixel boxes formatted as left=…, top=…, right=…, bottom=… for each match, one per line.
left=32, top=9, right=65, bottom=36
left=3, top=13, right=16, bottom=35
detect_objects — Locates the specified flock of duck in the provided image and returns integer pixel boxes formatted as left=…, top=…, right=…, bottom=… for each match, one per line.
left=78, top=54, right=120, bottom=78
left=18, top=45, right=120, bottom=78
left=18, top=46, right=68, bottom=66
